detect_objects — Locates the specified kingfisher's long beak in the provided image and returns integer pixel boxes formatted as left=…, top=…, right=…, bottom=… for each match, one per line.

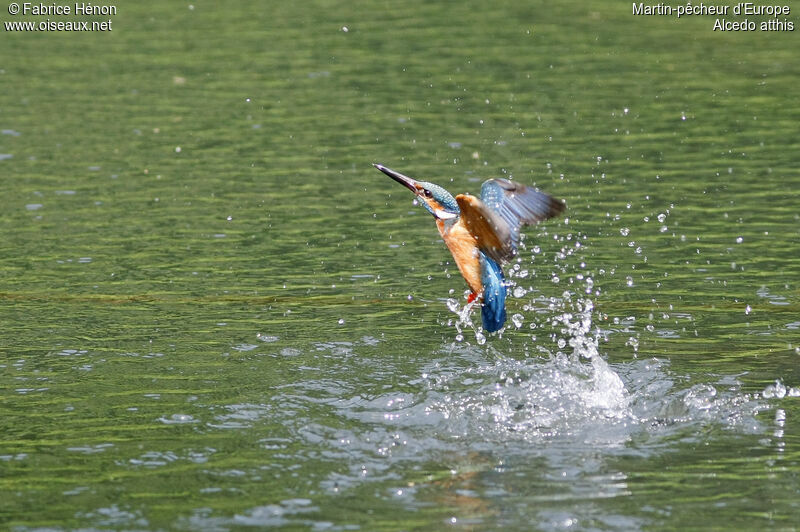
left=373, top=163, right=419, bottom=194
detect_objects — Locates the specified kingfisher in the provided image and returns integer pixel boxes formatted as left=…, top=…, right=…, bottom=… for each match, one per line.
left=374, top=163, right=565, bottom=333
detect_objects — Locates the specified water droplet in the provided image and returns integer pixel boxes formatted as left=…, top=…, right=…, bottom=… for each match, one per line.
left=745, top=305, right=751, bottom=315
left=626, top=337, right=639, bottom=353
left=626, top=276, right=634, bottom=287
left=763, top=380, right=787, bottom=399
left=338, top=318, right=345, bottom=325
left=341, top=26, right=349, bottom=32
left=620, top=228, right=630, bottom=236
left=511, top=314, right=524, bottom=328
left=736, top=236, right=743, bottom=244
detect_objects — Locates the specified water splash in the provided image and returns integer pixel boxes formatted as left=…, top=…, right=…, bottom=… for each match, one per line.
left=392, top=227, right=773, bottom=451
left=446, top=295, right=483, bottom=343
left=420, top=350, right=630, bottom=446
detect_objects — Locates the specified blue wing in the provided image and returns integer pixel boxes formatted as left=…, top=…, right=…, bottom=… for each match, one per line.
left=479, top=179, right=565, bottom=258
left=480, top=251, right=506, bottom=332
left=457, top=179, right=564, bottom=265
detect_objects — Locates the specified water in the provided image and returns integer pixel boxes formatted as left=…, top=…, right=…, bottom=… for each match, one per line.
left=2, top=1, right=799, bottom=530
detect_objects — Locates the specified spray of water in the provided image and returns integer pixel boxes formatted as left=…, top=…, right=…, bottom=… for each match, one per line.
left=425, top=224, right=780, bottom=447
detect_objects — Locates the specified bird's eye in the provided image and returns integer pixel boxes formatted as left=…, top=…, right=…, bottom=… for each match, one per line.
left=423, top=189, right=433, bottom=198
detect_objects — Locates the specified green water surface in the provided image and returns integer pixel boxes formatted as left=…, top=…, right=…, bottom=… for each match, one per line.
left=1, top=1, right=799, bottom=530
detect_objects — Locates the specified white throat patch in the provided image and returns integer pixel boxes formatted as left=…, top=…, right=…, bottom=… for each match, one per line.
left=435, top=209, right=457, bottom=220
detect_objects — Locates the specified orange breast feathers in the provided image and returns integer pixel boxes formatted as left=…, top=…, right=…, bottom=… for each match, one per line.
left=436, top=218, right=483, bottom=296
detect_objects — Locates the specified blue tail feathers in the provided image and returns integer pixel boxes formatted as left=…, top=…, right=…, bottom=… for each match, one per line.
left=479, top=252, right=506, bottom=332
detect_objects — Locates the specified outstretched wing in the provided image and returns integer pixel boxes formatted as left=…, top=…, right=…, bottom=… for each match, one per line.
left=455, top=193, right=514, bottom=265
left=456, top=179, right=565, bottom=264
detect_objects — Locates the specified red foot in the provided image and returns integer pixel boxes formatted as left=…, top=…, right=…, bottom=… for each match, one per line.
left=467, top=292, right=478, bottom=304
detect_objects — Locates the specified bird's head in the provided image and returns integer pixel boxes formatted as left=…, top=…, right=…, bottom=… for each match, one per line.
left=374, top=163, right=460, bottom=221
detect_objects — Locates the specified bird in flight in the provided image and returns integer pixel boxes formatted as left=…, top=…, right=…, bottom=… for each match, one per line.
left=374, top=163, right=565, bottom=332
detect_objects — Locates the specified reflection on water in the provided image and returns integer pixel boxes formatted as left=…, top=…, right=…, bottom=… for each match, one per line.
left=171, top=339, right=779, bottom=530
